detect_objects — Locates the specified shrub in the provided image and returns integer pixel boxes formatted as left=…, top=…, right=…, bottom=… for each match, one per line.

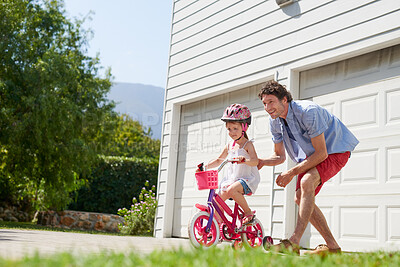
left=68, top=156, right=158, bottom=214
left=117, top=181, right=157, bottom=235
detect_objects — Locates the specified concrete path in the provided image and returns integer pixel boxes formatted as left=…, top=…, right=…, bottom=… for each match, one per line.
left=0, top=229, right=192, bottom=260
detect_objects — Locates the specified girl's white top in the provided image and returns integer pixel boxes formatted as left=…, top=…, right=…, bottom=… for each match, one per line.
left=219, top=140, right=260, bottom=194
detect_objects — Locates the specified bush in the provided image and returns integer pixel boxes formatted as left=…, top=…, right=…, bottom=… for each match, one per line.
left=117, top=181, right=157, bottom=235
left=68, top=156, right=158, bottom=214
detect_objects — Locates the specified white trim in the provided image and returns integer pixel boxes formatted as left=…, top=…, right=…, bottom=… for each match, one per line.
left=159, top=104, right=181, bottom=237
left=282, top=70, right=300, bottom=239
left=154, top=0, right=176, bottom=238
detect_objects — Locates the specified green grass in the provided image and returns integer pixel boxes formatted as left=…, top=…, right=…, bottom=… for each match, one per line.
left=0, top=246, right=399, bottom=267
left=0, top=221, right=125, bottom=236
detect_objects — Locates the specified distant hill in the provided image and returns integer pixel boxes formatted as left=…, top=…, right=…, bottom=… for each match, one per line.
left=107, top=82, right=165, bottom=139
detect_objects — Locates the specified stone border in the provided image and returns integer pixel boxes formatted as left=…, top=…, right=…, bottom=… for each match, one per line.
left=37, top=210, right=124, bottom=233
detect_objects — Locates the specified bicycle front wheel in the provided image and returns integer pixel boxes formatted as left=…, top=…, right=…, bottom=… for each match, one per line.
left=240, top=217, right=264, bottom=248
left=188, top=211, right=220, bottom=248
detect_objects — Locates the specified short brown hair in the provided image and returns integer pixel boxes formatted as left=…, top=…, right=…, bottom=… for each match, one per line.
left=258, top=80, right=293, bottom=102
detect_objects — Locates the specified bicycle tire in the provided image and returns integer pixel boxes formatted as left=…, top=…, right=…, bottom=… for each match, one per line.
left=188, top=211, right=220, bottom=248
left=240, top=217, right=264, bottom=248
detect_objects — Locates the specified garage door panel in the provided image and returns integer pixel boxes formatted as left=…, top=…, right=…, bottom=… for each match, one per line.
left=205, top=94, right=225, bottom=111
left=201, top=124, right=225, bottom=152
left=174, top=163, right=195, bottom=199
left=252, top=112, right=271, bottom=139
left=388, top=206, right=400, bottom=241
left=178, top=130, right=202, bottom=155
left=343, top=50, right=381, bottom=80
left=181, top=113, right=203, bottom=126
left=341, top=94, right=378, bottom=128
left=388, top=147, right=400, bottom=181
left=172, top=205, right=192, bottom=237
left=389, top=45, right=400, bottom=67
left=342, top=149, right=378, bottom=183
left=340, top=207, right=378, bottom=239
left=229, top=87, right=251, bottom=104
left=386, top=88, right=400, bottom=124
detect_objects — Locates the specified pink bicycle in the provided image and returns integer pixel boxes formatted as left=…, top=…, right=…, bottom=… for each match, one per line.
left=188, top=159, right=264, bottom=249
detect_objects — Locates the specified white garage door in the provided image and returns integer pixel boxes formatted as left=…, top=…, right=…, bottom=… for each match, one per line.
left=312, top=76, right=400, bottom=251
left=172, top=84, right=275, bottom=237
left=300, top=44, right=400, bottom=251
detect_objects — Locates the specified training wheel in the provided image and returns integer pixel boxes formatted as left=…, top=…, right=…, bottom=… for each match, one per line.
left=263, top=236, right=274, bottom=249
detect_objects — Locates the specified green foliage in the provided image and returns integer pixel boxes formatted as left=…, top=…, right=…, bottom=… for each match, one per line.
left=1, top=247, right=400, bottom=267
left=0, top=0, right=116, bottom=211
left=99, top=114, right=161, bottom=159
left=68, top=156, right=158, bottom=214
left=117, top=181, right=157, bottom=236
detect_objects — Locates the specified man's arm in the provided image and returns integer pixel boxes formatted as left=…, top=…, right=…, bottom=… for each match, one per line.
left=257, top=141, right=286, bottom=169
left=276, top=132, right=328, bottom=187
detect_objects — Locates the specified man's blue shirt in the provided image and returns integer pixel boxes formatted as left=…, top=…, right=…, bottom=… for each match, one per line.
left=270, top=100, right=359, bottom=163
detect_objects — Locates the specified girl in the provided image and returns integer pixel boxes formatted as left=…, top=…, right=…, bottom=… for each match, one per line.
left=205, top=103, right=260, bottom=225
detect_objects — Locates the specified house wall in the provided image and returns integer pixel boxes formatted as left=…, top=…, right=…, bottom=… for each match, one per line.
left=155, top=0, right=400, bottom=245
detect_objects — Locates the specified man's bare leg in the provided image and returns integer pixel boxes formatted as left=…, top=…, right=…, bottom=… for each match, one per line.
left=308, top=204, right=340, bottom=249
left=289, top=168, right=320, bottom=245
left=292, top=170, right=340, bottom=249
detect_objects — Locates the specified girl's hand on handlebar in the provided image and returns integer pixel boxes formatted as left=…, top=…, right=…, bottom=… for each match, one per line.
left=196, top=162, right=204, bottom=172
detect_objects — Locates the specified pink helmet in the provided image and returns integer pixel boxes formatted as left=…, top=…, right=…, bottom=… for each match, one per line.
left=221, top=103, right=252, bottom=125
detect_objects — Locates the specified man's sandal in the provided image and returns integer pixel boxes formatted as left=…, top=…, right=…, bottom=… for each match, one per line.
left=304, top=244, right=341, bottom=255
left=268, top=239, right=300, bottom=255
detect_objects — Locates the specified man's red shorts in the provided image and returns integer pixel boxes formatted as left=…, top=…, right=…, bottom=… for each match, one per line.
left=296, top=151, right=351, bottom=196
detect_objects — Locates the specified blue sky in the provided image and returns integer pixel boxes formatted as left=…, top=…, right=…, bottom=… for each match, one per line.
left=63, top=0, right=173, bottom=88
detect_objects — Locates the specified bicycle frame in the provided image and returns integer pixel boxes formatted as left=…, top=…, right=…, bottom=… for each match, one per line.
left=205, top=189, right=243, bottom=234
left=202, top=160, right=245, bottom=234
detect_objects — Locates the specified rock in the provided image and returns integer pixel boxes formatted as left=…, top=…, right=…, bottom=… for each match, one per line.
left=50, top=214, right=59, bottom=226
left=60, top=216, right=75, bottom=227
left=102, top=214, right=111, bottom=223
left=94, top=221, right=105, bottom=231
left=82, top=221, right=92, bottom=230
left=106, top=221, right=120, bottom=232
left=79, top=213, right=89, bottom=221
left=89, top=213, right=100, bottom=222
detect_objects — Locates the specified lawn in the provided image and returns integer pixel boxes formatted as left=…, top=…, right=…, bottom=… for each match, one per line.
left=0, top=246, right=399, bottom=267
left=1, top=222, right=399, bottom=266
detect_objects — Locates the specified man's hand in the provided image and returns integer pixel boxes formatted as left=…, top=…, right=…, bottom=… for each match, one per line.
left=276, top=170, right=296, bottom=188
left=257, top=159, right=265, bottom=170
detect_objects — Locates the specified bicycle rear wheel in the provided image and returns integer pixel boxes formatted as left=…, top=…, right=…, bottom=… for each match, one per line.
left=240, top=217, right=264, bottom=248
left=188, top=211, right=220, bottom=248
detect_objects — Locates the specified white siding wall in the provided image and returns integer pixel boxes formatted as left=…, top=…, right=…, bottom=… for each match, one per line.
left=155, top=0, right=400, bottom=239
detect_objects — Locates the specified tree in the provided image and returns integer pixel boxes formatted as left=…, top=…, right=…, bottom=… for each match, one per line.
left=0, top=0, right=115, bottom=211
left=100, top=114, right=161, bottom=159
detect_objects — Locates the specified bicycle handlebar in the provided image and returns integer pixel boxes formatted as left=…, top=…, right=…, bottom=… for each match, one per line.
left=197, top=158, right=245, bottom=173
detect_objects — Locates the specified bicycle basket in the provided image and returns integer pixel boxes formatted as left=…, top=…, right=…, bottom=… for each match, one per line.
left=195, top=170, right=218, bottom=190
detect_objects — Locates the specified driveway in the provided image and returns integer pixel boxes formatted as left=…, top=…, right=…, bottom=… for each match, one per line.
left=0, top=229, right=191, bottom=260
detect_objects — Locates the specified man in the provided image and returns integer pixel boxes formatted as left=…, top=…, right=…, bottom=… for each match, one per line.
left=257, top=80, right=359, bottom=255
